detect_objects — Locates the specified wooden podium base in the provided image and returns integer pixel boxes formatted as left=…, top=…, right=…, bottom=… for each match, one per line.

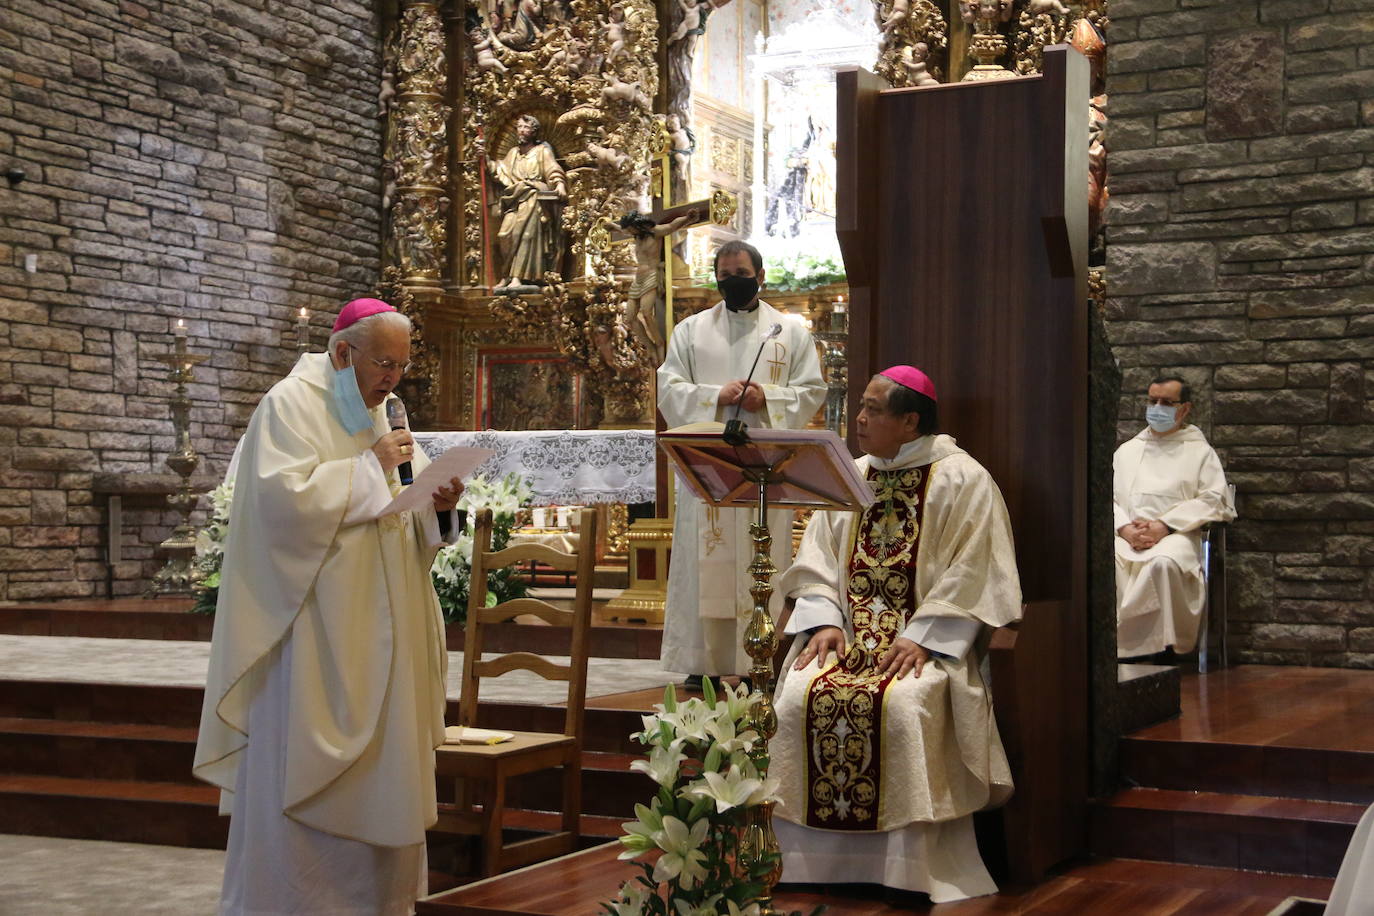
left=602, top=517, right=672, bottom=624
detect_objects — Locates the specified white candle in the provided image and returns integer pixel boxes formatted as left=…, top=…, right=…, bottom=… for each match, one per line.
left=174, top=318, right=188, bottom=339
left=556, top=506, right=571, bottom=528
left=532, top=507, right=548, bottom=528
left=834, top=295, right=847, bottom=315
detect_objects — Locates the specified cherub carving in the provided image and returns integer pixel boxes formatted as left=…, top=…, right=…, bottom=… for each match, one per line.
left=605, top=3, right=629, bottom=62
left=549, top=34, right=590, bottom=77
left=468, top=26, right=509, bottom=73
left=1027, top=0, right=1071, bottom=14
left=880, top=0, right=909, bottom=37
left=602, top=71, right=652, bottom=111
left=900, top=41, right=939, bottom=87
left=665, top=114, right=696, bottom=173
left=587, top=140, right=630, bottom=171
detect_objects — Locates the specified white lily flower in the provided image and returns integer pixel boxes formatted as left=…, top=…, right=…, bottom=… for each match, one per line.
left=673, top=893, right=724, bottom=916
left=685, top=767, right=763, bottom=814
left=630, top=741, right=686, bottom=787
left=608, top=881, right=650, bottom=916
left=651, top=816, right=710, bottom=889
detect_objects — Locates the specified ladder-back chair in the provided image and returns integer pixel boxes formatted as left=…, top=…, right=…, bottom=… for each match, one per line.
left=433, top=506, right=598, bottom=877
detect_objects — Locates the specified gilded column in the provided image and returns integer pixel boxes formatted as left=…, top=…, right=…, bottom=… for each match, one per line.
left=388, top=2, right=451, bottom=291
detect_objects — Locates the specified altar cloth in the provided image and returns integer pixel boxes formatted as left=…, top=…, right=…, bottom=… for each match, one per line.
left=414, top=429, right=656, bottom=505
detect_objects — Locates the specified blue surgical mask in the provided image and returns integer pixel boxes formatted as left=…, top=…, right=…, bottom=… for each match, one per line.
left=1146, top=404, right=1178, bottom=433
left=331, top=364, right=375, bottom=435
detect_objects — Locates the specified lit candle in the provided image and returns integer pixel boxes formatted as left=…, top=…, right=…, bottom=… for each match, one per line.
left=174, top=318, right=188, bottom=340
left=834, top=295, right=847, bottom=315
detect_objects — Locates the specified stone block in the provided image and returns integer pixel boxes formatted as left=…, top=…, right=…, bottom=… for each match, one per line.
left=1249, top=316, right=1349, bottom=339
left=1214, top=364, right=1287, bottom=389
left=1250, top=286, right=1374, bottom=318
left=1292, top=201, right=1358, bottom=230
left=1251, top=622, right=1346, bottom=651
left=1215, top=388, right=1328, bottom=424
left=1109, top=241, right=1218, bottom=295
left=1182, top=168, right=1374, bottom=212
left=1331, top=362, right=1366, bottom=423
left=1288, top=15, right=1374, bottom=51
left=1206, top=30, right=1284, bottom=140
left=1287, top=102, right=1361, bottom=134
left=1210, top=424, right=1299, bottom=445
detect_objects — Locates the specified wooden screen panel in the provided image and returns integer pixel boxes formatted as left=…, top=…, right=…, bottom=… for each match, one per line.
left=836, top=46, right=1090, bottom=878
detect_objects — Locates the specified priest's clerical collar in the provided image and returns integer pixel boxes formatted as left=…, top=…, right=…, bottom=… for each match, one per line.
left=869, top=435, right=930, bottom=470
left=725, top=301, right=760, bottom=313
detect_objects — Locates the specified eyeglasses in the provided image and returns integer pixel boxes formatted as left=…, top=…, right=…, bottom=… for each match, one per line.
left=1146, top=397, right=1182, bottom=407
left=349, top=343, right=411, bottom=375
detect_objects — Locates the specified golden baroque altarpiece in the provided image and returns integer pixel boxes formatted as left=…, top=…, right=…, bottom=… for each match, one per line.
left=374, top=0, right=1109, bottom=430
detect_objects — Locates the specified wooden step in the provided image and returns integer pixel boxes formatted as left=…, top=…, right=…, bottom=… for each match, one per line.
left=0, top=773, right=229, bottom=849
left=1090, top=787, right=1362, bottom=877
left=1122, top=736, right=1374, bottom=806
left=0, top=716, right=200, bottom=784
left=0, top=681, right=656, bottom=754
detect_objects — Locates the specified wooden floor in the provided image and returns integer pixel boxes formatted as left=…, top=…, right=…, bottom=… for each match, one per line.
left=417, top=841, right=1333, bottom=915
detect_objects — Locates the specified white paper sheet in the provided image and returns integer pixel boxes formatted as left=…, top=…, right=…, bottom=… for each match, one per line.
left=377, top=446, right=495, bottom=517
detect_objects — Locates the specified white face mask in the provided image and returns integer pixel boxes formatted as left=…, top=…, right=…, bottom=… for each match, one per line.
left=1146, top=404, right=1178, bottom=433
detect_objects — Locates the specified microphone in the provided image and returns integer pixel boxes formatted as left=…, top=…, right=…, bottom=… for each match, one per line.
left=385, top=398, right=414, bottom=485
left=723, top=322, right=783, bottom=446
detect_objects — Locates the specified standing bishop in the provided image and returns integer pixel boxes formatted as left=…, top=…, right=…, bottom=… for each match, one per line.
left=1115, top=376, right=1234, bottom=659
left=772, top=366, right=1022, bottom=902
left=657, top=240, right=826, bottom=688
left=194, top=298, right=464, bottom=916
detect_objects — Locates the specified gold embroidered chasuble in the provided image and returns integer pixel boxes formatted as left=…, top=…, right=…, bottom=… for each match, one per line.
left=772, top=434, right=1021, bottom=833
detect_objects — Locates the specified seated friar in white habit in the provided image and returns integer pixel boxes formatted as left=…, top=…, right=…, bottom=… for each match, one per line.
left=656, top=240, right=826, bottom=689
left=193, top=297, right=466, bottom=916
left=771, top=366, right=1022, bottom=903
left=1115, top=375, right=1234, bottom=659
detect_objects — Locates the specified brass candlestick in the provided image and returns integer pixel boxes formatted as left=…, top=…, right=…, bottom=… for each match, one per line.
left=146, top=328, right=209, bottom=596
left=739, top=471, right=782, bottom=915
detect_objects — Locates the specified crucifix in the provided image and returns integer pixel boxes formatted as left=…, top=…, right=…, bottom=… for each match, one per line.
left=612, top=198, right=715, bottom=363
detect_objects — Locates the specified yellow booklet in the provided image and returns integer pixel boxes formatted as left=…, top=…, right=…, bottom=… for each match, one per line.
left=443, top=725, right=515, bottom=746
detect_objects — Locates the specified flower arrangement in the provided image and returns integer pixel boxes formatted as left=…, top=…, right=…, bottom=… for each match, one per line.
left=430, top=471, right=535, bottom=624
left=604, top=680, right=783, bottom=916
left=760, top=251, right=846, bottom=293
left=190, top=481, right=234, bottom=615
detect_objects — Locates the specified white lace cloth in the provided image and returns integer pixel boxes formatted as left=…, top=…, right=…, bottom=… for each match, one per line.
left=414, top=429, right=657, bottom=505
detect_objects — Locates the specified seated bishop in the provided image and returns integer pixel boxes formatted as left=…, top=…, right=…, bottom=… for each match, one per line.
left=771, top=366, right=1022, bottom=903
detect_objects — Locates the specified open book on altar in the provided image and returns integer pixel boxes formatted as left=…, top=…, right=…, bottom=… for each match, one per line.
left=659, top=422, right=874, bottom=512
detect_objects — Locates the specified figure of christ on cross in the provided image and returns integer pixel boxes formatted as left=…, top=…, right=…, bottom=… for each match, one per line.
left=616, top=203, right=708, bottom=363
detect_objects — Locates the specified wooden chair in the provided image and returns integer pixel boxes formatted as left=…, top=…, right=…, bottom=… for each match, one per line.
left=433, top=506, right=598, bottom=878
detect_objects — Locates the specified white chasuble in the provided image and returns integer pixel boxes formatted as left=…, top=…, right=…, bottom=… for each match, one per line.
left=657, top=301, right=826, bottom=675
left=1113, top=425, right=1233, bottom=656
left=770, top=435, right=1021, bottom=902
left=194, top=353, right=449, bottom=913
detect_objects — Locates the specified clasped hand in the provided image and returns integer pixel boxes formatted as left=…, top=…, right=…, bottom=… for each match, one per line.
left=717, top=379, right=766, bottom=412
left=793, top=626, right=929, bottom=679
left=1118, top=518, right=1169, bottom=551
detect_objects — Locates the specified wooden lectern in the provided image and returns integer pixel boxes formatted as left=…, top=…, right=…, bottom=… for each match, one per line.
left=835, top=45, right=1090, bottom=881
left=658, top=422, right=871, bottom=914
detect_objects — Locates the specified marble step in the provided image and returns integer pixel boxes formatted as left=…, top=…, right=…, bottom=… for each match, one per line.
left=1090, top=787, right=1363, bottom=878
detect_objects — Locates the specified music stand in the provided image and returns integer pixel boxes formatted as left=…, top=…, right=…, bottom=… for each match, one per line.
left=657, top=421, right=871, bottom=914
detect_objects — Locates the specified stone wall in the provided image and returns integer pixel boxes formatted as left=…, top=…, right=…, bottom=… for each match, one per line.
left=0, top=0, right=384, bottom=599
left=1105, top=0, right=1374, bottom=664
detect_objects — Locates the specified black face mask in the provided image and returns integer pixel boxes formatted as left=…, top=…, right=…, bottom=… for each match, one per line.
left=719, top=275, right=760, bottom=311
